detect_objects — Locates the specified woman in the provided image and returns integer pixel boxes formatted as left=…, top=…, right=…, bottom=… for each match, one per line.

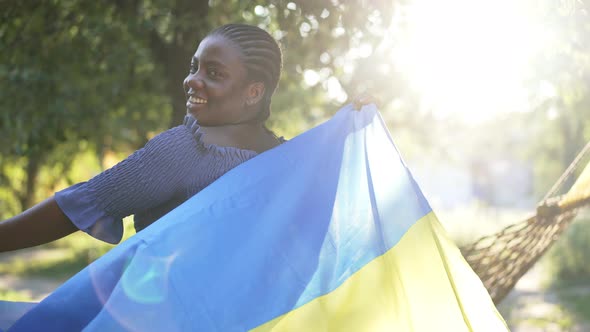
left=0, top=23, right=372, bottom=252
left=1, top=24, right=507, bottom=332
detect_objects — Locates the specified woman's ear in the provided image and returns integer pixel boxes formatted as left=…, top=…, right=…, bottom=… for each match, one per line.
left=246, top=82, right=266, bottom=106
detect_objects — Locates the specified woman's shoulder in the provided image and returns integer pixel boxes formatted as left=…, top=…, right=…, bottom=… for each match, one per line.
left=142, top=121, right=199, bottom=157
left=181, top=114, right=259, bottom=161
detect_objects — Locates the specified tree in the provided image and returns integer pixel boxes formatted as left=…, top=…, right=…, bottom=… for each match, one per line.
left=525, top=0, right=590, bottom=192
left=0, top=1, right=408, bottom=217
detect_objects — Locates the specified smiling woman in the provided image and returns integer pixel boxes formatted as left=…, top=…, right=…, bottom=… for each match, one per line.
left=0, top=24, right=286, bottom=251
left=0, top=19, right=510, bottom=331
left=185, top=37, right=254, bottom=125
left=184, top=25, right=283, bottom=151
left=0, top=23, right=374, bottom=253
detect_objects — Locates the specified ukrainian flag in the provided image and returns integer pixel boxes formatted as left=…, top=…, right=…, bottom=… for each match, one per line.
left=5, top=105, right=507, bottom=331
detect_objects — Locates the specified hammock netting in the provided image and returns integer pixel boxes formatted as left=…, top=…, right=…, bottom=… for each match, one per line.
left=461, top=141, right=590, bottom=304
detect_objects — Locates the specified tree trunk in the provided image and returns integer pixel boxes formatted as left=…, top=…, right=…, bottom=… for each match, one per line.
left=19, top=155, right=41, bottom=211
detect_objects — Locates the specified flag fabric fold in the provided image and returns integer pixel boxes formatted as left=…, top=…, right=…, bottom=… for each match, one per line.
left=2, top=105, right=507, bottom=331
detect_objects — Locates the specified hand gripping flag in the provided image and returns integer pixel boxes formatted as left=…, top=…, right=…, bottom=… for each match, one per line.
left=3, top=105, right=508, bottom=331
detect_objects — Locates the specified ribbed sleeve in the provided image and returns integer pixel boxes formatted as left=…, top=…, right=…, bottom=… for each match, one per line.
left=55, top=115, right=262, bottom=243
left=55, top=125, right=201, bottom=244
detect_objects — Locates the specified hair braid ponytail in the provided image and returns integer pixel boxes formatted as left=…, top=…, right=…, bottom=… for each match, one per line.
left=209, top=24, right=283, bottom=122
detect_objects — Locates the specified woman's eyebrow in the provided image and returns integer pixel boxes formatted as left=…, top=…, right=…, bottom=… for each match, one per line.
left=192, top=56, right=227, bottom=69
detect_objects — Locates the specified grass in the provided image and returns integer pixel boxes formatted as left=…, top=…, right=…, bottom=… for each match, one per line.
left=524, top=315, right=575, bottom=331
left=0, top=250, right=98, bottom=280
left=557, top=290, right=590, bottom=324
left=0, top=288, right=34, bottom=302
left=545, top=274, right=590, bottom=326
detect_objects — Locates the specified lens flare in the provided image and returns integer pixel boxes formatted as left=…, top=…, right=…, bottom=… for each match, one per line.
left=120, top=253, right=176, bottom=304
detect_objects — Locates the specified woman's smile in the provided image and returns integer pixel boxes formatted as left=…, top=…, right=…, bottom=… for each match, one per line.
left=182, top=35, right=253, bottom=126
left=189, top=96, right=207, bottom=104
left=186, top=93, right=208, bottom=114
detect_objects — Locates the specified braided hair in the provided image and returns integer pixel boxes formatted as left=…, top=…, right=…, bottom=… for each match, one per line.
left=208, top=24, right=283, bottom=122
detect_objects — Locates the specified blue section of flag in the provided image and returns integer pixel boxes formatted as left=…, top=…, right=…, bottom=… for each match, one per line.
left=6, top=105, right=431, bottom=331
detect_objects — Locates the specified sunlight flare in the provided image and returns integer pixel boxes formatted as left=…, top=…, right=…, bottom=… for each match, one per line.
left=390, top=0, right=549, bottom=122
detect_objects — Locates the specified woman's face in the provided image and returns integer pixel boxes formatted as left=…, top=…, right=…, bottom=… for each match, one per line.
left=183, top=35, right=256, bottom=126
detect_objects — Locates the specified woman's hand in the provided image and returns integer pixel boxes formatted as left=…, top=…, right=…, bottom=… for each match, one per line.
left=352, top=93, right=380, bottom=111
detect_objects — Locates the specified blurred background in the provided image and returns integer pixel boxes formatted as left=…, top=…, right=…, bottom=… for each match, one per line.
left=1, top=0, right=589, bottom=330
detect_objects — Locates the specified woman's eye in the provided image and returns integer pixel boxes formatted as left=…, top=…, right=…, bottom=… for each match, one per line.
left=208, top=68, right=221, bottom=78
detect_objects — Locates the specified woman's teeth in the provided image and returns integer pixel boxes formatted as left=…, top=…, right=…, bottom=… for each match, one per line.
left=189, top=96, right=207, bottom=104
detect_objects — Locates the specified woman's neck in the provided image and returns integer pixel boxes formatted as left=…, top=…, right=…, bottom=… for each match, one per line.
left=200, top=122, right=280, bottom=153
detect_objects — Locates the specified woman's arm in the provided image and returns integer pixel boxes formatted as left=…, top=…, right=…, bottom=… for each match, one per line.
left=0, top=197, right=78, bottom=252
left=0, top=122, right=201, bottom=252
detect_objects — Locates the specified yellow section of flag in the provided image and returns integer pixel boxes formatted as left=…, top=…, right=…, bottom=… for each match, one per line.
left=253, top=213, right=508, bottom=332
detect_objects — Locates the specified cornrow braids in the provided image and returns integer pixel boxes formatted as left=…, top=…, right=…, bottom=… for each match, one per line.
left=208, top=24, right=283, bottom=122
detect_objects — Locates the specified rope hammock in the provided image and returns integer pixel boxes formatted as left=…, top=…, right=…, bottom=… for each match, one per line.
left=460, top=141, right=590, bottom=304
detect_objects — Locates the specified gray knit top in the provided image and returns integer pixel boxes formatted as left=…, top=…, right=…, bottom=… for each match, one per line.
left=54, top=115, right=263, bottom=244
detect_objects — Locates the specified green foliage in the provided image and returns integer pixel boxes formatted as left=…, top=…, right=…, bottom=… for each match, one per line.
left=525, top=1, right=590, bottom=189
left=0, top=288, right=33, bottom=302
left=556, top=290, right=590, bottom=326
left=1, top=1, right=169, bottom=156
left=0, top=251, right=96, bottom=280
left=1, top=0, right=405, bottom=214
left=1, top=0, right=589, bottom=221
left=1, top=1, right=172, bottom=212
left=546, top=215, right=590, bottom=281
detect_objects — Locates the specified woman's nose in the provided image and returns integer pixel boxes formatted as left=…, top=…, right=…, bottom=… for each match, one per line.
left=184, top=74, right=205, bottom=92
